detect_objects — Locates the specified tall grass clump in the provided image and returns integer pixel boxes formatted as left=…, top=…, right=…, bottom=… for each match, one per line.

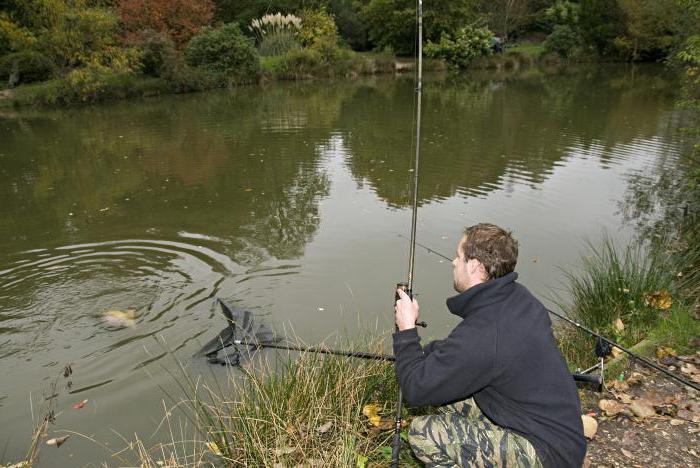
left=554, top=236, right=677, bottom=368
left=250, top=13, right=302, bottom=57
left=165, top=339, right=414, bottom=467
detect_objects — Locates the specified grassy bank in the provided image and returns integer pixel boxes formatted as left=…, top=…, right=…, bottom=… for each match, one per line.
left=0, top=51, right=446, bottom=108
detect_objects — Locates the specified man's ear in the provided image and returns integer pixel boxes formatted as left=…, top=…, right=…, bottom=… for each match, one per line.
left=467, top=259, right=488, bottom=281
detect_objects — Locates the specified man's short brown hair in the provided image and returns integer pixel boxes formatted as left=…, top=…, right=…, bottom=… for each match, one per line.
left=462, top=223, right=518, bottom=279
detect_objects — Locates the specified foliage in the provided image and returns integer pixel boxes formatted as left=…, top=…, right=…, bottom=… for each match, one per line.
left=0, top=50, right=54, bottom=85
left=425, top=26, right=494, bottom=69
left=2, top=1, right=133, bottom=70
left=543, top=24, right=580, bottom=58
left=0, top=11, right=36, bottom=55
left=185, top=23, right=259, bottom=81
left=126, top=29, right=179, bottom=78
left=578, top=0, right=625, bottom=57
left=478, top=0, right=539, bottom=41
left=613, top=0, right=682, bottom=62
left=362, top=0, right=478, bottom=56
left=118, top=0, right=215, bottom=49
left=298, top=8, right=339, bottom=48
left=329, top=0, right=369, bottom=50
left=544, top=0, right=580, bottom=29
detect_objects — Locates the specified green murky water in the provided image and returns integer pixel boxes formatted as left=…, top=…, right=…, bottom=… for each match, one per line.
left=0, top=64, right=690, bottom=465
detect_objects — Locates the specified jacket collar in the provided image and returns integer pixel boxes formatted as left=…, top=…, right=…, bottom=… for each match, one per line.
left=446, top=272, right=518, bottom=319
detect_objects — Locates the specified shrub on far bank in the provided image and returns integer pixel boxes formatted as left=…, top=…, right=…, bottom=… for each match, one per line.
left=185, top=23, right=259, bottom=82
left=0, top=50, right=55, bottom=85
left=425, top=26, right=494, bottom=69
left=543, top=25, right=581, bottom=58
left=127, top=29, right=179, bottom=78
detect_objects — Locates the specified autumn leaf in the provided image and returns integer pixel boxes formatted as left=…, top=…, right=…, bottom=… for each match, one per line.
left=72, top=399, right=88, bottom=409
left=629, top=399, right=656, bottom=418
left=581, top=415, right=598, bottom=439
left=613, top=318, right=625, bottom=332
left=362, top=404, right=380, bottom=420
left=46, top=435, right=69, bottom=447
left=599, top=399, right=625, bottom=416
left=206, top=441, right=222, bottom=456
left=656, top=346, right=677, bottom=359
left=316, top=421, right=333, bottom=435
left=644, top=290, right=672, bottom=310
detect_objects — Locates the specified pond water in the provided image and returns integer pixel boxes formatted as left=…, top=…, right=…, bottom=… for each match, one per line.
left=0, top=64, right=691, bottom=465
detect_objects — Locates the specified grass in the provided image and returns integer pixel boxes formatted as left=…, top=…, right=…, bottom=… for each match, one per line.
left=507, top=42, right=546, bottom=57
left=125, top=337, right=423, bottom=467
left=555, top=225, right=700, bottom=372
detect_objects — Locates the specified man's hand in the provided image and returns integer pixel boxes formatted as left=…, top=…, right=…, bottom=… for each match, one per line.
left=395, top=288, right=419, bottom=331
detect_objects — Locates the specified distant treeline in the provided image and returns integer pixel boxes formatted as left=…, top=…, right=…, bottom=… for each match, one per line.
left=1, top=1, right=699, bottom=103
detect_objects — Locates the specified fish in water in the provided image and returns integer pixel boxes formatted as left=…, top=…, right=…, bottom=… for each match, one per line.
left=102, top=309, right=138, bottom=328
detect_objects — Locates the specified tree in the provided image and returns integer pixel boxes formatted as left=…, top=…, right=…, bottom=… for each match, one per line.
left=361, top=0, right=478, bottom=55
left=578, top=0, right=625, bottom=57
left=614, top=0, right=682, bottom=61
left=478, top=0, right=537, bottom=41
left=118, top=0, right=215, bottom=49
left=1, top=0, right=128, bottom=69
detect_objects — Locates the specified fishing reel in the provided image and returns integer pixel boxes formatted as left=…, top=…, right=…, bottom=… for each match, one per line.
left=395, top=282, right=427, bottom=328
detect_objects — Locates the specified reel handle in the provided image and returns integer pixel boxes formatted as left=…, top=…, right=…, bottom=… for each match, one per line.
left=395, top=282, right=427, bottom=328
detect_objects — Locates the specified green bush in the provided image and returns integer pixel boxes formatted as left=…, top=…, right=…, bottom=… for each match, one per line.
left=129, top=29, right=179, bottom=78
left=425, top=26, right=493, bottom=69
left=185, top=23, right=259, bottom=81
left=298, top=9, right=339, bottom=48
left=0, top=50, right=55, bottom=85
left=274, top=48, right=326, bottom=79
left=543, top=25, right=580, bottom=58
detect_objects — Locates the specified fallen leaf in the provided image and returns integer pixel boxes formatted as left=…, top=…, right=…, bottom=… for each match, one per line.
left=680, top=363, right=699, bottom=375
left=243, top=188, right=253, bottom=192
left=356, top=454, right=368, bottom=468
left=272, top=447, right=297, bottom=457
left=610, top=379, right=629, bottom=392
left=625, top=372, right=644, bottom=386
left=617, top=393, right=634, bottom=404
left=610, top=347, right=623, bottom=359
left=629, top=399, right=656, bottom=418
left=46, top=435, right=69, bottom=447
left=362, top=404, right=380, bottom=419
left=72, top=399, right=88, bottom=409
left=206, top=441, right=222, bottom=456
left=645, top=290, right=672, bottom=310
left=581, top=415, right=598, bottom=439
left=599, top=399, right=625, bottom=416
left=316, top=421, right=333, bottom=434
left=670, top=419, right=684, bottom=426
left=102, top=309, right=137, bottom=328
left=656, top=346, right=677, bottom=359
left=621, top=448, right=633, bottom=459
left=613, top=318, right=625, bottom=332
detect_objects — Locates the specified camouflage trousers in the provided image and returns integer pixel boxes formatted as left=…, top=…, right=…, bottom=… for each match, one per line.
left=408, top=398, right=543, bottom=468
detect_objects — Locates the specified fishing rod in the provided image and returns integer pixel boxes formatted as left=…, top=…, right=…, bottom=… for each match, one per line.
left=391, top=1, right=424, bottom=465
left=398, top=234, right=700, bottom=392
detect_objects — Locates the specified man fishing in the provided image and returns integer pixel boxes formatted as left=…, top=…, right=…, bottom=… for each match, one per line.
left=393, top=223, right=586, bottom=467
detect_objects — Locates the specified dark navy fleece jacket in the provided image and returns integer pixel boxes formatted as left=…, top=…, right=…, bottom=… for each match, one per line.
left=393, top=272, right=586, bottom=468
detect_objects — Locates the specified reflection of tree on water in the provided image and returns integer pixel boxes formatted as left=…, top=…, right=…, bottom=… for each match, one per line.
left=340, top=65, right=683, bottom=208
left=0, top=84, right=344, bottom=263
